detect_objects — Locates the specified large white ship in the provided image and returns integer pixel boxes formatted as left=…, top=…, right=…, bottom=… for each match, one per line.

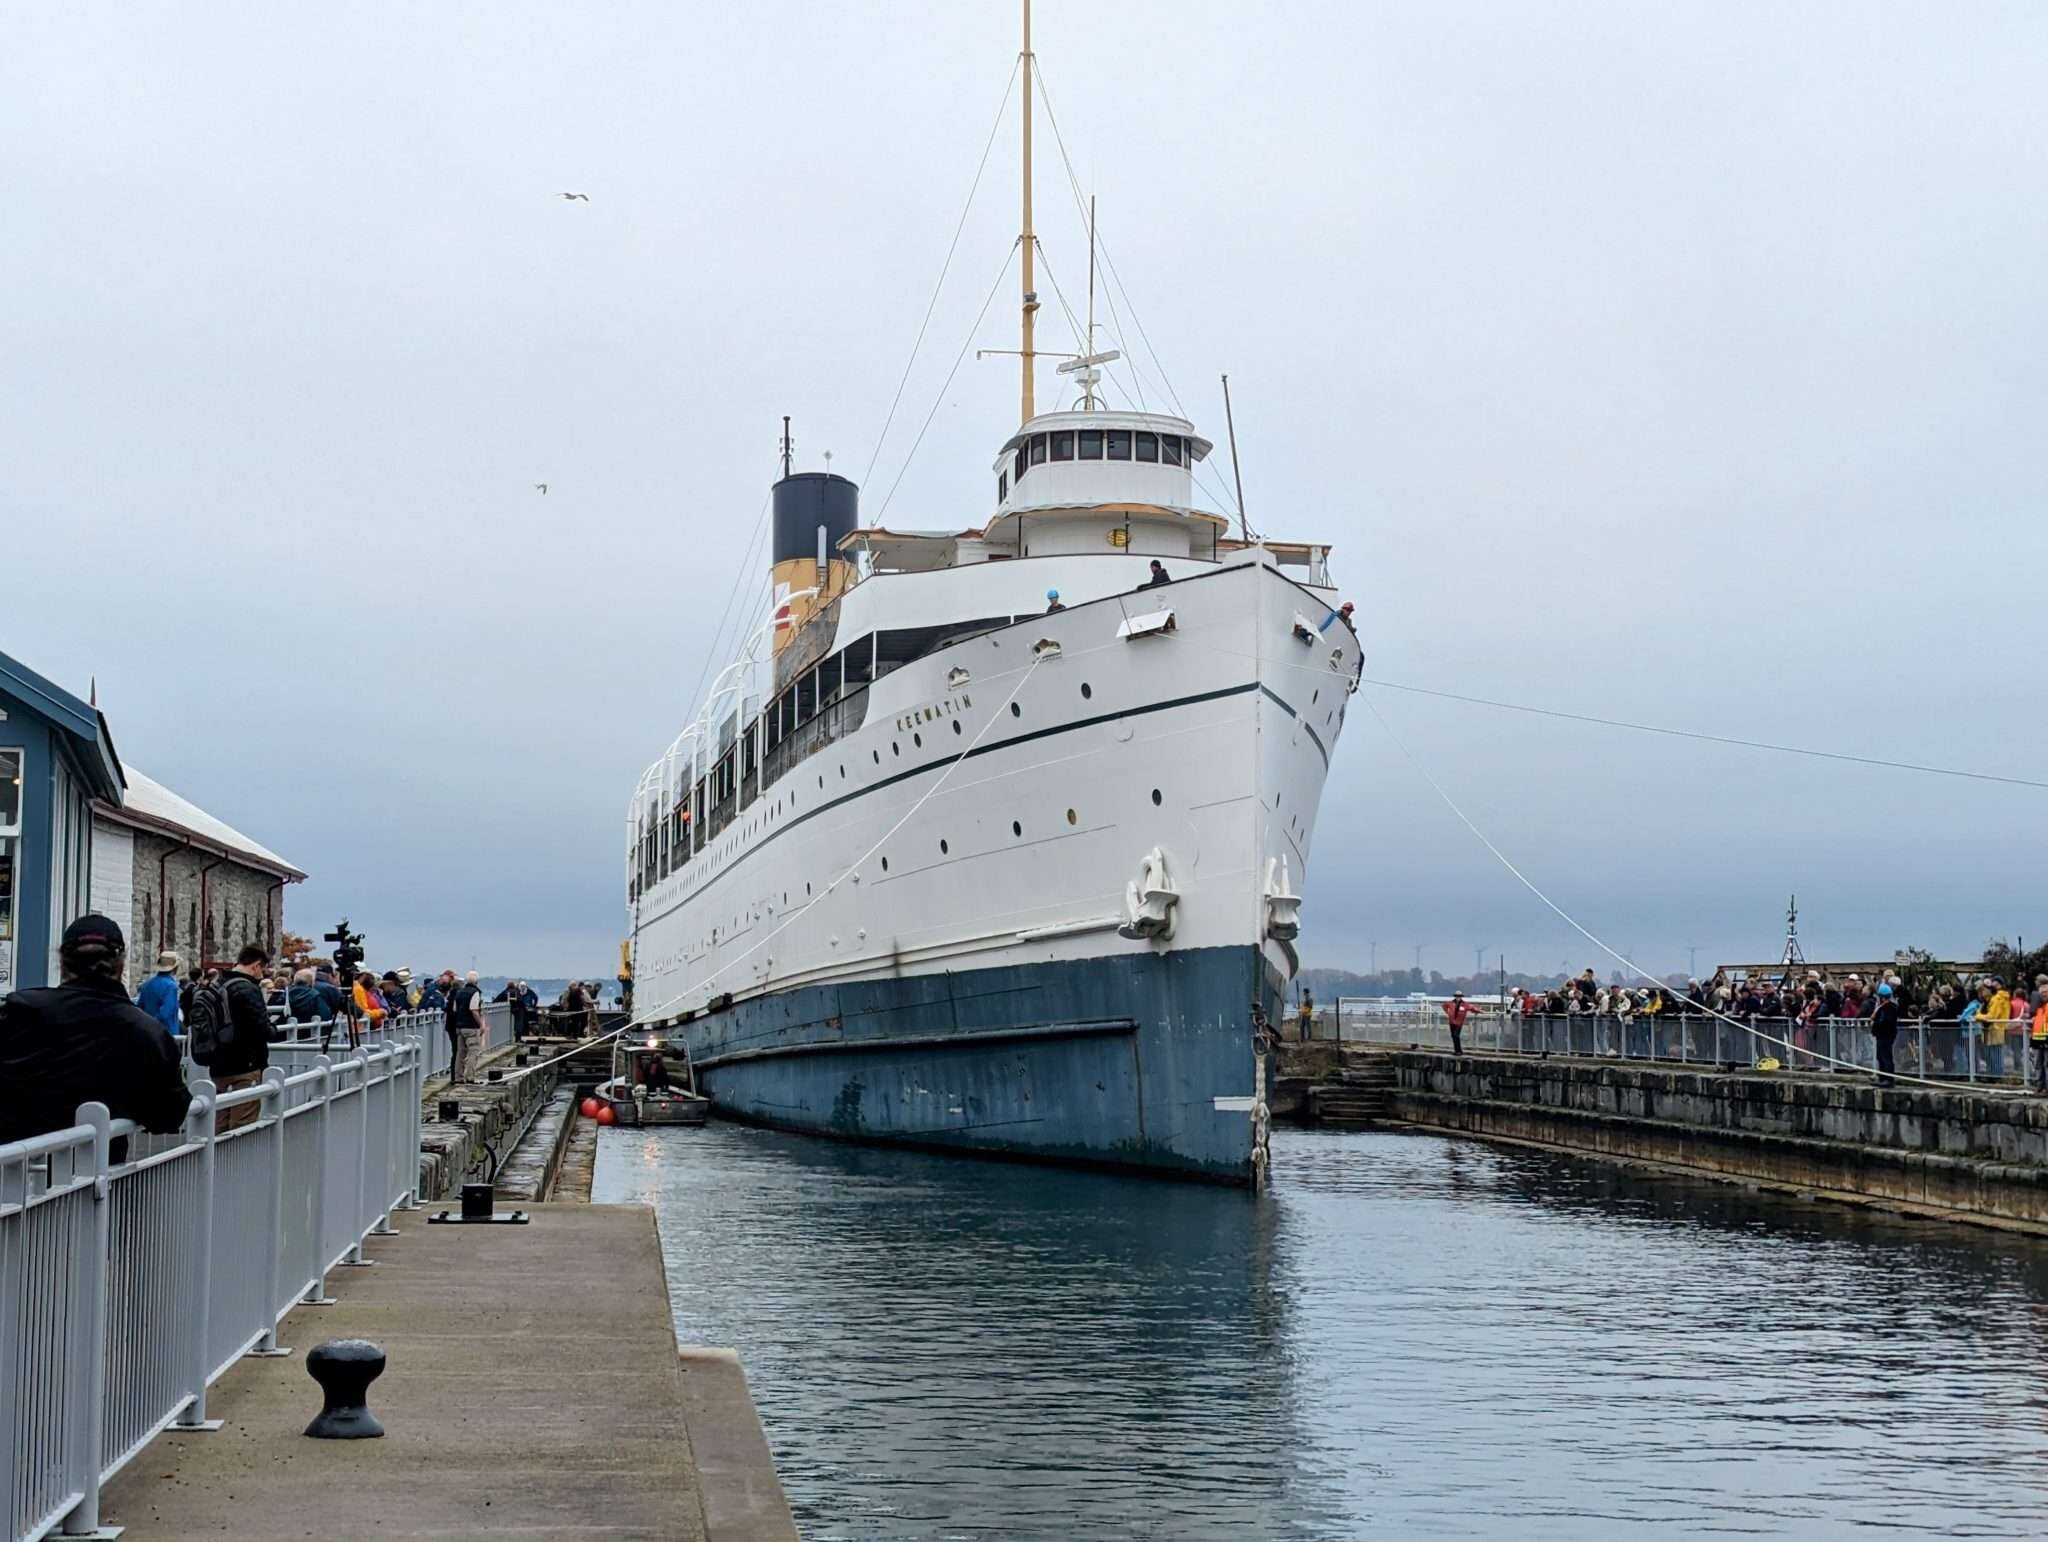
left=625, top=5, right=1359, bottom=1185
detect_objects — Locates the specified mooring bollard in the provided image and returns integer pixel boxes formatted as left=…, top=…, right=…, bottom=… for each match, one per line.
left=304, top=1340, right=387, bottom=1439
left=437, top=1098, right=461, bottom=1122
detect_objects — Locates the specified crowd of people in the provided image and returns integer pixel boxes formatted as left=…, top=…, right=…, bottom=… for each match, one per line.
left=1497, top=966, right=2048, bottom=1088
left=0, top=914, right=622, bottom=1155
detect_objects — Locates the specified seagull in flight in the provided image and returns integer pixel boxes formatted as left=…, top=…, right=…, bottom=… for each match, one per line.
left=534, top=483, right=548, bottom=495
left=558, top=192, right=589, bottom=202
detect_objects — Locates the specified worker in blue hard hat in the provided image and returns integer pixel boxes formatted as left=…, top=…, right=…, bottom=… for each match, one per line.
left=1044, top=589, right=1065, bottom=614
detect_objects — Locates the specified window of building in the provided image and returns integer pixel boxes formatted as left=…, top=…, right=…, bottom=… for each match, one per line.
left=1014, top=445, right=1027, bottom=482
left=1050, top=431, right=1074, bottom=462
left=0, top=748, right=18, bottom=947
left=1078, top=429, right=1103, bottom=460
left=1160, top=435, right=1183, bottom=466
left=998, top=471, right=1008, bottom=501
left=1029, top=435, right=1048, bottom=466
left=1135, top=431, right=1158, bottom=462
left=1106, top=429, right=1132, bottom=460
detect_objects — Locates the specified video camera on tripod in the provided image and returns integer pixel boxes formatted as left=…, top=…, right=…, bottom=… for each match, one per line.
left=324, top=920, right=366, bottom=987
left=322, top=920, right=368, bottom=1051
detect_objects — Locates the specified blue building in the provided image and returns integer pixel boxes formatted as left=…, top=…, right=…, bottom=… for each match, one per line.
left=0, top=648, right=125, bottom=993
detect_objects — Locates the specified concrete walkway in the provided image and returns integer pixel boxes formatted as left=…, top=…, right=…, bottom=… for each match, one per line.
left=100, top=1204, right=786, bottom=1541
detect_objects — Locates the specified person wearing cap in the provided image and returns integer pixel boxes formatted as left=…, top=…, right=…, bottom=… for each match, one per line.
left=1443, top=990, right=1475, bottom=1056
left=1869, top=981, right=1901, bottom=1086
left=1044, top=589, right=1065, bottom=614
left=0, top=915, right=192, bottom=1158
left=136, top=949, right=183, bottom=1037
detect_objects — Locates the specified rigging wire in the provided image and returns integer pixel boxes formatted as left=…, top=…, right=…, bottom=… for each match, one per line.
left=1034, top=65, right=1191, bottom=421
left=872, top=243, right=1019, bottom=525
left=1363, top=678, right=2048, bottom=793
left=1355, top=690, right=1997, bottom=1094
left=680, top=488, right=773, bottom=722
left=860, top=57, right=1022, bottom=496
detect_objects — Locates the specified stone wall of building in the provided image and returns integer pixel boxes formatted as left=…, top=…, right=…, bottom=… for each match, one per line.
left=127, top=830, right=287, bottom=972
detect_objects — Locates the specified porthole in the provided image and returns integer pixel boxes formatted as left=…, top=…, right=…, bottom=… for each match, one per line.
left=873, top=750, right=880, bottom=764
left=818, top=775, right=824, bottom=788
left=1010, top=702, right=1022, bottom=718
left=840, top=765, right=847, bottom=778
left=1274, top=792, right=1282, bottom=808
left=1151, top=788, right=1163, bottom=806
left=1080, top=683, right=1092, bottom=700
left=940, top=839, right=949, bottom=855
left=880, top=857, right=889, bottom=872
left=1012, top=820, right=1023, bottom=837
left=914, top=732, right=923, bottom=748
left=892, top=742, right=900, bottom=757
left=951, top=721, right=962, bottom=735
left=806, top=882, right=812, bottom=896
left=1066, top=808, right=1077, bottom=826
left=1312, top=689, right=1320, bottom=704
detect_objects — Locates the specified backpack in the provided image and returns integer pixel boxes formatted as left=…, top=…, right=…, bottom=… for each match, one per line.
left=188, top=978, right=235, bottom=1064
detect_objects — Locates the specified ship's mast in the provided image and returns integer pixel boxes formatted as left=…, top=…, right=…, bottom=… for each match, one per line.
left=1019, top=0, right=1038, bottom=425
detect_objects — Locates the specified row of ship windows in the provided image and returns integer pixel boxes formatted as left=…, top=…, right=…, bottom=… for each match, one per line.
left=686, top=787, right=1172, bottom=951
left=1000, top=430, right=1187, bottom=501
left=645, top=674, right=1336, bottom=900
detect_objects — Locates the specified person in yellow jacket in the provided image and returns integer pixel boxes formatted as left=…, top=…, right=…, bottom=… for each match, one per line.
left=1979, top=982, right=2013, bottom=1079
left=352, top=973, right=387, bottom=1033
left=2030, top=994, right=2048, bottom=1094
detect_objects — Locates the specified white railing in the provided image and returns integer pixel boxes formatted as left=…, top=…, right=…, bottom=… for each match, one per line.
left=3, top=1032, right=427, bottom=1542
left=265, top=1004, right=518, bottom=1085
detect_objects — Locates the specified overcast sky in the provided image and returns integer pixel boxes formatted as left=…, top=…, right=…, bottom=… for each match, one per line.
left=5, top=2, right=2043, bottom=979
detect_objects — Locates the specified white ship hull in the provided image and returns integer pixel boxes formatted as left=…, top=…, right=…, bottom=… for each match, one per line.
left=628, top=553, right=1356, bottom=1181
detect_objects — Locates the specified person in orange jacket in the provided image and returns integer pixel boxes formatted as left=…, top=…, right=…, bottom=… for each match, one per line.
left=2030, top=992, right=2048, bottom=1094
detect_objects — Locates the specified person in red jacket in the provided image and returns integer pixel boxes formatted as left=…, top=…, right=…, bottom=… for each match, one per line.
left=1443, top=991, right=1475, bottom=1055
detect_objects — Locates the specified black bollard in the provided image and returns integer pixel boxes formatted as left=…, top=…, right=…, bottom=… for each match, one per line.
left=486, top=1068, right=503, bottom=1084
left=304, top=1340, right=387, bottom=1439
left=437, top=1098, right=461, bottom=1122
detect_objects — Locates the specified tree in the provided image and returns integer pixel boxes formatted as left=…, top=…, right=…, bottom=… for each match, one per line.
left=279, top=931, right=318, bottom=969
left=1891, top=947, right=1955, bottom=1012
left=1980, top=937, right=2048, bottom=993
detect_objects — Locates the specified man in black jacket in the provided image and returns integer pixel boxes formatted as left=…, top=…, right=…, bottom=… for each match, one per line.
left=205, top=943, right=274, bottom=1132
left=0, top=914, right=192, bottom=1161
left=1869, top=982, right=1901, bottom=1086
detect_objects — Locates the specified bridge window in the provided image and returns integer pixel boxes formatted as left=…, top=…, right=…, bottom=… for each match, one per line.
left=1135, top=431, right=1158, bottom=462
left=1160, top=435, right=1183, bottom=466
left=1106, top=429, right=1132, bottom=460
left=1050, top=431, right=1074, bottom=462
left=998, top=470, right=1008, bottom=502
left=1029, top=435, right=1048, bottom=466
left=1014, top=445, right=1027, bottom=482
left=1078, top=429, right=1103, bottom=460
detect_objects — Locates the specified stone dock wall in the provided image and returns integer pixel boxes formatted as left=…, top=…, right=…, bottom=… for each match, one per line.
left=1383, top=1052, right=2048, bottom=1230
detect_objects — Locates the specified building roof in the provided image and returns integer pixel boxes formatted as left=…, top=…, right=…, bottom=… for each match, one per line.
left=0, top=645, right=125, bottom=800
left=95, top=766, right=306, bottom=882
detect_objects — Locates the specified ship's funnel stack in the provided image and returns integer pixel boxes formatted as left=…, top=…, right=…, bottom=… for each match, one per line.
left=770, top=471, right=857, bottom=658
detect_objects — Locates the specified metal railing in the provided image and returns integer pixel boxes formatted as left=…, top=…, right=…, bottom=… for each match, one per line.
left=3, top=1031, right=428, bottom=1542
left=1319, top=1000, right=2048, bottom=1086
left=261, top=1003, right=517, bottom=1085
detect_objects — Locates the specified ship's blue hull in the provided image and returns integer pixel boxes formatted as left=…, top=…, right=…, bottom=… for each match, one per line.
left=678, top=946, right=1278, bottom=1184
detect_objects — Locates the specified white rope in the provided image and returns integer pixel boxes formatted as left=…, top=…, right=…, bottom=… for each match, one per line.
left=1356, top=690, right=2021, bottom=1096
left=510, top=649, right=1051, bottom=1082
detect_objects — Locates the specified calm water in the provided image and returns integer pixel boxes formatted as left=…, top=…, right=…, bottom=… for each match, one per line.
left=594, top=1125, right=2048, bottom=1539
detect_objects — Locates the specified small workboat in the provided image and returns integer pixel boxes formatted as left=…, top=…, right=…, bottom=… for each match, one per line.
left=597, top=1030, right=710, bottom=1127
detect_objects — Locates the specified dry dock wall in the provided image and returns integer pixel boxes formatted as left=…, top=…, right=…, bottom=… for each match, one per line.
left=1385, top=1053, right=2048, bottom=1230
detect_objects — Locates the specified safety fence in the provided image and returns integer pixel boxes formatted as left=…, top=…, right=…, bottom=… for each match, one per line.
left=2, top=1032, right=428, bottom=1542
left=1319, top=1001, right=2047, bottom=1086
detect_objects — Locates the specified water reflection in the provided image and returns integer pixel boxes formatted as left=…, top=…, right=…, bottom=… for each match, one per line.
left=596, top=1124, right=2048, bottom=1539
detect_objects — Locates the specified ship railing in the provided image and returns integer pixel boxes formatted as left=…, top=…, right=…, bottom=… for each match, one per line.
left=1319, top=1001, right=2039, bottom=1084
left=2, top=1032, right=428, bottom=1542
left=761, top=683, right=871, bottom=792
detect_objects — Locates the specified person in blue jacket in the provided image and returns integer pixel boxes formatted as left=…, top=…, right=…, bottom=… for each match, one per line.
left=135, top=949, right=183, bottom=1036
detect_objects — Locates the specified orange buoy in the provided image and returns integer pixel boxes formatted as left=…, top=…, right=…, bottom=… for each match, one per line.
left=579, top=1096, right=600, bottom=1118
left=594, top=1104, right=617, bottom=1126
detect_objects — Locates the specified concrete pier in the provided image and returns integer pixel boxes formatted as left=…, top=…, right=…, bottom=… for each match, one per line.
left=97, top=1202, right=796, bottom=1541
